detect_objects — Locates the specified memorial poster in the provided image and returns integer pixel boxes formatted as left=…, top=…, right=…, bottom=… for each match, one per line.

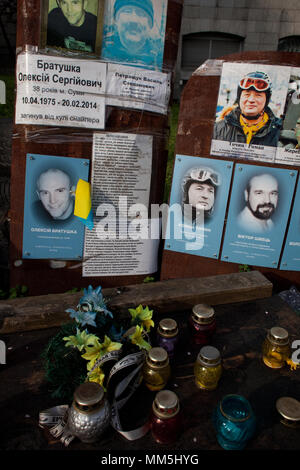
left=275, top=67, right=300, bottom=166
left=106, top=63, right=171, bottom=114
left=40, top=0, right=104, bottom=56
left=101, top=0, right=167, bottom=71
left=221, top=164, right=297, bottom=268
left=82, top=132, right=159, bottom=276
left=15, top=53, right=106, bottom=129
left=211, top=62, right=290, bottom=162
left=164, top=155, right=233, bottom=259
left=22, top=153, right=90, bottom=259
left=280, top=177, right=300, bottom=271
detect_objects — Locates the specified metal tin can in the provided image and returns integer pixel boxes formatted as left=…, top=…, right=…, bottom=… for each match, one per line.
left=142, top=347, right=171, bottom=391
left=194, top=345, right=222, bottom=390
left=188, top=304, right=216, bottom=347
left=67, top=382, right=111, bottom=443
left=157, top=318, right=179, bottom=360
left=150, top=389, right=182, bottom=444
left=262, top=326, right=290, bottom=369
left=276, top=397, right=300, bottom=428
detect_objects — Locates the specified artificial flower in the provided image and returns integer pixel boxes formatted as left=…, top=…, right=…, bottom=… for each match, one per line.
left=129, top=304, right=154, bottom=332
left=129, top=325, right=151, bottom=351
left=79, top=285, right=113, bottom=319
left=66, top=308, right=97, bottom=328
left=88, top=366, right=105, bottom=388
left=82, top=335, right=122, bottom=371
left=63, top=328, right=94, bottom=351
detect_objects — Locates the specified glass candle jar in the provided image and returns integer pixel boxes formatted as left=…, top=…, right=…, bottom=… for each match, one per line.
left=212, top=394, right=256, bottom=450
left=194, top=345, right=222, bottom=390
left=262, top=326, right=290, bottom=369
left=188, top=304, right=216, bottom=347
left=67, top=382, right=111, bottom=443
left=150, top=389, right=182, bottom=444
left=142, top=347, right=171, bottom=391
left=156, top=318, right=179, bottom=360
left=276, top=396, right=300, bottom=428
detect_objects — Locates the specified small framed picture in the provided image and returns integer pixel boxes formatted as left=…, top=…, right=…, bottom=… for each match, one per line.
left=40, top=0, right=104, bottom=56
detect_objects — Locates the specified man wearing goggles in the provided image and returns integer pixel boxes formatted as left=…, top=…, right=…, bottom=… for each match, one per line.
left=182, top=167, right=221, bottom=224
left=213, top=71, right=282, bottom=147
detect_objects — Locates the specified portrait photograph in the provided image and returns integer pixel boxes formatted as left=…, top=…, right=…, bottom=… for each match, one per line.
left=221, top=163, right=297, bottom=268
left=276, top=66, right=300, bottom=166
left=22, top=153, right=90, bottom=259
left=100, top=0, right=168, bottom=71
left=280, top=176, right=300, bottom=271
left=164, top=154, right=233, bottom=259
left=210, top=62, right=291, bottom=163
left=40, top=0, right=104, bottom=56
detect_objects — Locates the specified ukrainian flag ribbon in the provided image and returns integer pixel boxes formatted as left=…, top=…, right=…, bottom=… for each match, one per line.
left=74, top=179, right=94, bottom=229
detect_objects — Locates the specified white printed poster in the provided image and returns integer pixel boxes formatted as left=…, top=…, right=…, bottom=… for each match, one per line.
left=82, top=132, right=159, bottom=276
left=211, top=62, right=290, bottom=162
left=106, top=63, right=171, bottom=114
left=15, top=52, right=106, bottom=129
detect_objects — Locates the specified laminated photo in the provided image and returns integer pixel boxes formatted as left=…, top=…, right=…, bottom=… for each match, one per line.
left=22, top=153, right=90, bottom=259
left=280, top=177, right=300, bottom=271
left=164, top=155, right=233, bottom=259
left=41, top=0, right=104, bottom=56
left=276, top=67, right=300, bottom=166
left=211, top=62, right=291, bottom=163
left=221, top=163, right=297, bottom=268
left=101, top=0, right=167, bottom=71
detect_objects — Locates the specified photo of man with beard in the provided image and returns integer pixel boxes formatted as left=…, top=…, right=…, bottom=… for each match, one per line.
left=237, top=173, right=279, bottom=233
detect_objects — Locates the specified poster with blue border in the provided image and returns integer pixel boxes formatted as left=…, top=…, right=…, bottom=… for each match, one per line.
left=164, top=155, right=233, bottom=259
left=280, top=177, right=300, bottom=271
left=221, top=163, right=297, bottom=268
left=22, top=153, right=90, bottom=259
left=101, top=0, right=167, bottom=71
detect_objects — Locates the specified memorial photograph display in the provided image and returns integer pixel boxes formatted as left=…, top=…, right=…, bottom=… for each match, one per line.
left=101, top=0, right=168, bottom=70
left=276, top=67, right=300, bottom=166
left=280, top=177, right=300, bottom=271
left=22, top=153, right=90, bottom=259
left=221, top=163, right=297, bottom=268
left=211, top=62, right=291, bottom=163
left=164, top=155, right=233, bottom=259
left=40, top=0, right=104, bottom=55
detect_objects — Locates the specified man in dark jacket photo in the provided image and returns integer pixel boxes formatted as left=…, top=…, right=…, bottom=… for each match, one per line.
left=213, top=71, right=282, bottom=147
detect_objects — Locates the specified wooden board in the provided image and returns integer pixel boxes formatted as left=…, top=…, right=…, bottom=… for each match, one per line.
left=0, top=270, right=272, bottom=333
left=160, top=51, right=300, bottom=290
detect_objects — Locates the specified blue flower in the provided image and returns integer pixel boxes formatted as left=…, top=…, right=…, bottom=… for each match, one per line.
left=79, top=285, right=113, bottom=319
left=66, top=308, right=97, bottom=328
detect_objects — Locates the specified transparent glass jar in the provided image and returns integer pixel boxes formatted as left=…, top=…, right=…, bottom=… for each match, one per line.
left=156, top=318, right=179, bottom=360
left=262, top=326, right=290, bottom=369
left=142, top=347, right=171, bottom=391
left=212, top=394, right=256, bottom=450
left=188, top=304, right=216, bottom=347
left=67, top=382, right=111, bottom=443
left=150, top=390, right=182, bottom=444
left=194, top=345, right=222, bottom=391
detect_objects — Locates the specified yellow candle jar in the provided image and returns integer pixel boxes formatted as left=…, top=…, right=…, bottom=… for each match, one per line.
left=262, top=327, right=290, bottom=369
left=143, top=347, right=171, bottom=391
left=194, top=345, right=222, bottom=391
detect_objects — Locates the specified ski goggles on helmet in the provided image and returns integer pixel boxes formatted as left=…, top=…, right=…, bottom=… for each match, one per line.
left=239, top=72, right=271, bottom=92
left=188, top=168, right=221, bottom=186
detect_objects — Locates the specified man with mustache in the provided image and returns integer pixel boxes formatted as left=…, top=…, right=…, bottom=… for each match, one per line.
left=102, top=0, right=161, bottom=69
left=237, top=173, right=279, bottom=233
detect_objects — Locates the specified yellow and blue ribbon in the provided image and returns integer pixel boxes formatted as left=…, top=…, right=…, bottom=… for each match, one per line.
left=74, top=179, right=94, bottom=230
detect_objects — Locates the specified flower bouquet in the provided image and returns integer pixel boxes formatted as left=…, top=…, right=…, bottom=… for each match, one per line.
left=41, top=285, right=155, bottom=442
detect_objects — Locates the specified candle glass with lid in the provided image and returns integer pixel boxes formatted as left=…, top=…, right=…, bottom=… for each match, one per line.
left=188, top=304, right=216, bottom=347
left=262, top=326, right=290, bottom=369
left=156, top=318, right=179, bottom=360
left=276, top=396, right=300, bottom=428
left=67, top=382, right=111, bottom=443
left=150, top=389, right=182, bottom=444
left=194, top=345, right=222, bottom=391
left=142, top=347, right=171, bottom=391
